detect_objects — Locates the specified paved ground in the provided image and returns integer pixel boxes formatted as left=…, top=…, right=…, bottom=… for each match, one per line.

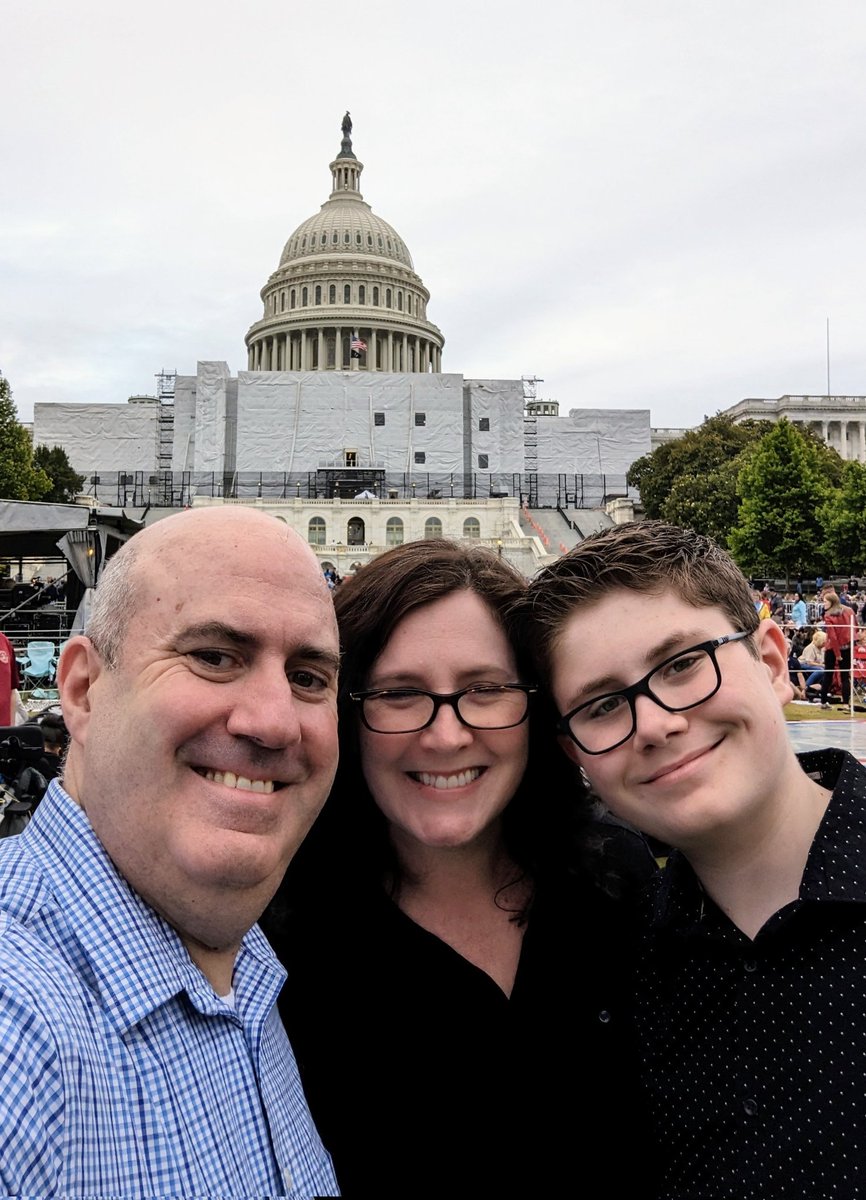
left=787, top=715, right=866, bottom=763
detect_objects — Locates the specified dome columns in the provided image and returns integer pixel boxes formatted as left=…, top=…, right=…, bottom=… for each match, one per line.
left=247, top=325, right=442, bottom=374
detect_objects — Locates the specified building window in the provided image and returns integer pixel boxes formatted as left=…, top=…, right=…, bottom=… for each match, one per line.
left=374, top=412, right=385, bottom=426
left=367, top=233, right=373, bottom=246
left=332, top=231, right=339, bottom=245
left=359, top=285, right=366, bottom=305
left=478, top=454, right=489, bottom=469
left=315, top=285, right=322, bottom=305
left=463, top=518, right=481, bottom=538
left=424, top=517, right=442, bottom=538
left=479, top=418, right=489, bottom=431
left=386, top=517, right=404, bottom=547
left=301, top=287, right=308, bottom=306
left=344, top=230, right=350, bottom=244
left=373, top=286, right=379, bottom=305
left=321, top=232, right=327, bottom=246
left=329, top=284, right=336, bottom=303
left=386, top=288, right=392, bottom=307
left=356, top=231, right=362, bottom=245
left=308, top=517, right=326, bottom=546
left=397, top=291, right=403, bottom=311
left=344, top=284, right=351, bottom=303
left=281, top=291, right=286, bottom=312
left=290, top=289, right=296, bottom=309
left=414, top=451, right=426, bottom=464
left=415, top=413, right=426, bottom=426
left=345, top=450, right=358, bottom=467
left=378, top=235, right=383, bottom=248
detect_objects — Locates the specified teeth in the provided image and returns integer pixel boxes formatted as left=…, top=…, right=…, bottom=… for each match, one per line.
left=203, top=769, right=275, bottom=794
left=415, top=768, right=481, bottom=790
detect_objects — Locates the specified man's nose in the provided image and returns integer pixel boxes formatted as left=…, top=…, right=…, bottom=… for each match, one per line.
left=226, top=667, right=302, bottom=749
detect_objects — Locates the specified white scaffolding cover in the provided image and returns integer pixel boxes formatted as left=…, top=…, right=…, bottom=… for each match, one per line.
left=33, top=402, right=160, bottom=474
left=534, top=408, right=651, bottom=475
left=234, top=370, right=470, bottom=474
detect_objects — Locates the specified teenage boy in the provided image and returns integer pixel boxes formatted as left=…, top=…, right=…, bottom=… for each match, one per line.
left=518, top=519, right=866, bottom=1200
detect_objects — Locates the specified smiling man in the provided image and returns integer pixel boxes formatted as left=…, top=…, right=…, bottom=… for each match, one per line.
left=518, top=520, right=866, bottom=1200
left=0, top=506, right=341, bottom=1198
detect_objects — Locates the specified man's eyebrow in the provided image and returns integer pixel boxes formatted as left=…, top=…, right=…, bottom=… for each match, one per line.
left=177, top=621, right=254, bottom=647
left=293, top=645, right=341, bottom=675
left=177, top=622, right=340, bottom=673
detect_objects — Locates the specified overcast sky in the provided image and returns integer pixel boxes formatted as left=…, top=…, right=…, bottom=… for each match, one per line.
left=4, top=0, right=866, bottom=430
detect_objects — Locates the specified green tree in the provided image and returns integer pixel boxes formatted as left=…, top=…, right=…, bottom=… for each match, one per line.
left=729, top=418, right=836, bottom=581
left=32, top=443, right=86, bottom=503
left=626, top=414, right=770, bottom=546
left=818, top=458, right=866, bottom=576
left=0, top=373, right=51, bottom=500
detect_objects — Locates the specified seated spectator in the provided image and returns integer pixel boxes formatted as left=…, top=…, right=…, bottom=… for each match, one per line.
left=752, top=589, right=771, bottom=620
left=766, top=588, right=785, bottom=621
left=37, top=712, right=68, bottom=780
left=799, top=629, right=827, bottom=700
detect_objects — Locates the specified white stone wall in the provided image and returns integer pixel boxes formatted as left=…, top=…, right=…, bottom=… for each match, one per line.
left=188, top=495, right=549, bottom=577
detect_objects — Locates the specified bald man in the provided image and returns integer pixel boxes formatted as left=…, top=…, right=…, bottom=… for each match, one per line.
left=0, top=507, right=341, bottom=1198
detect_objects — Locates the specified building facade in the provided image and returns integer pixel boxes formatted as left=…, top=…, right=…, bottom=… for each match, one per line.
left=720, top=395, right=866, bottom=462
left=32, top=116, right=649, bottom=510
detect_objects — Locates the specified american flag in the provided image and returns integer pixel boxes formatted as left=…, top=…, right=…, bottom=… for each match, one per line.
left=351, top=336, right=367, bottom=352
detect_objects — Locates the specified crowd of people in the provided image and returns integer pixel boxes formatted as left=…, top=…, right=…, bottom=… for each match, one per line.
left=1, top=509, right=865, bottom=1198
left=765, top=584, right=866, bottom=710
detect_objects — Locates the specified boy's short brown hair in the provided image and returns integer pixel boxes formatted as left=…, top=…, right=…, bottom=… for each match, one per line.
left=516, top=520, right=760, bottom=678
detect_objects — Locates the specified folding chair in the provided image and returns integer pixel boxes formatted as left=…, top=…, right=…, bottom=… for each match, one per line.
left=19, top=641, right=57, bottom=688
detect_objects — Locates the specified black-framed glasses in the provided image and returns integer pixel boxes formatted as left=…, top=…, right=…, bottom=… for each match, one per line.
left=557, top=631, right=752, bottom=755
left=349, top=683, right=537, bottom=734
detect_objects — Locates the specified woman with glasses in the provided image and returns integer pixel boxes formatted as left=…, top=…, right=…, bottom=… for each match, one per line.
left=263, top=538, right=658, bottom=1199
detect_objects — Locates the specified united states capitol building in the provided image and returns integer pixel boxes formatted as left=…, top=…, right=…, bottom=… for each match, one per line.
left=31, top=115, right=866, bottom=575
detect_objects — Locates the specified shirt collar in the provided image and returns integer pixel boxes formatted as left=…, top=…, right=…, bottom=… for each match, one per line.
left=22, top=782, right=284, bottom=1033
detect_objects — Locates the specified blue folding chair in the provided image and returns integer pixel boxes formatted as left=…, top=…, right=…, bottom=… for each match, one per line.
left=19, top=641, right=57, bottom=687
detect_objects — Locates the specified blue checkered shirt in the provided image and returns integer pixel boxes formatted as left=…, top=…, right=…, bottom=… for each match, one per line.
left=0, top=781, right=339, bottom=1198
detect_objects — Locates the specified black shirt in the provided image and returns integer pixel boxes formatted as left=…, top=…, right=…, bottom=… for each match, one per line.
left=271, top=840, right=660, bottom=1199
left=639, top=748, right=866, bottom=1199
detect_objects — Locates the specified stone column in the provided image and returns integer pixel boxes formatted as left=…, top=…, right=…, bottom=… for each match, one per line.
left=318, top=328, right=325, bottom=371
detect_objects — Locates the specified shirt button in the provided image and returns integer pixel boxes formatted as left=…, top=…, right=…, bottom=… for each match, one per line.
left=598, top=1010, right=611, bottom=1024
left=744, top=960, right=757, bottom=973
left=743, top=1099, right=758, bottom=1116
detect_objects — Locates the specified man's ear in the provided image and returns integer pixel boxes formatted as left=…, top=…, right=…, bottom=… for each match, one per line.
left=56, top=636, right=105, bottom=745
left=754, top=619, right=794, bottom=706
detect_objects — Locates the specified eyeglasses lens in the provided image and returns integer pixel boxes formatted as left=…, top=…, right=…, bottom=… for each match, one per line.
left=363, top=687, right=529, bottom=733
left=568, top=647, right=719, bottom=753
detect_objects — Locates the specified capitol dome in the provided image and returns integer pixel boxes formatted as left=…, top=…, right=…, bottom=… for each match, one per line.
left=245, top=114, right=444, bottom=374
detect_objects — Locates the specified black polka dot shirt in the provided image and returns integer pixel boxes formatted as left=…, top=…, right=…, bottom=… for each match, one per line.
left=637, top=749, right=866, bottom=1199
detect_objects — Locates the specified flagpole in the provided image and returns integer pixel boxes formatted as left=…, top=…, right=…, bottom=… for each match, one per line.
left=826, top=317, right=831, bottom=397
